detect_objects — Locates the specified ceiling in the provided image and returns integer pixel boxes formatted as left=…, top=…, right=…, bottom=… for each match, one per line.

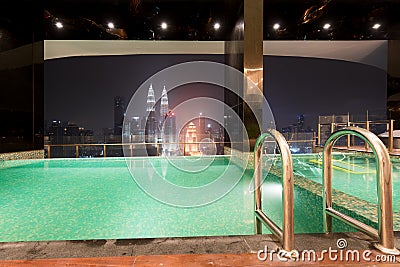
left=0, top=0, right=399, bottom=43
left=39, top=0, right=400, bottom=40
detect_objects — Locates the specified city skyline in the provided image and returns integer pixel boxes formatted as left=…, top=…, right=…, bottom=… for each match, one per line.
left=44, top=54, right=387, bottom=136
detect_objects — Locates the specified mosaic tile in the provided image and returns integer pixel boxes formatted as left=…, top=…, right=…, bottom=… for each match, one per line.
left=0, top=150, right=44, bottom=162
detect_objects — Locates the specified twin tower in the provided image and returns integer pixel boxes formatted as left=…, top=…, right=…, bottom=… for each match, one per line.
left=145, top=84, right=176, bottom=153
left=146, top=84, right=169, bottom=119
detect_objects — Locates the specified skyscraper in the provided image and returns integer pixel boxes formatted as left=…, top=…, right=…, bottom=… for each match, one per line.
left=114, top=96, right=125, bottom=136
left=184, top=122, right=199, bottom=156
left=146, top=84, right=155, bottom=112
left=145, top=84, right=157, bottom=150
left=160, top=85, right=169, bottom=119
left=162, top=111, right=177, bottom=156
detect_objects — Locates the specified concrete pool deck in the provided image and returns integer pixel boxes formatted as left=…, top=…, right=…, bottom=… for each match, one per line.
left=0, top=232, right=399, bottom=265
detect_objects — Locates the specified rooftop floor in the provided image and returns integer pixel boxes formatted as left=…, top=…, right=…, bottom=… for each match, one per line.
left=0, top=232, right=399, bottom=266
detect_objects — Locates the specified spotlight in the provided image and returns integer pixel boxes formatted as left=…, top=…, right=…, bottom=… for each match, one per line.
left=161, top=22, right=167, bottom=30
left=372, top=23, right=381, bottom=30
left=214, top=22, right=221, bottom=30
left=273, top=23, right=280, bottom=30
left=107, top=22, right=115, bottom=29
left=55, top=22, right=63, bottom=29
left=323, top=23, right=331, bottom=30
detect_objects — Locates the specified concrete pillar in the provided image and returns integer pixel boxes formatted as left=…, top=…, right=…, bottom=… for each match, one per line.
left=244, top=0, right=263, bottom=145
left=224, top=0, right=264, bottom=150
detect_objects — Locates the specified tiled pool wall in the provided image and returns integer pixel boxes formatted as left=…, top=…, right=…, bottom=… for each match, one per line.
left=225, top=146, right=400, bottom=231
left=224, top=147, right=254, bottom=170
left=0, top=150, right=44, bottom=170
left=0, top=150, right=44, bottom=161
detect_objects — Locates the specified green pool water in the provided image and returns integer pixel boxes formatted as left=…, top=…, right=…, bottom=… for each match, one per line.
left=289, top=153, right=400, bottom=213
left=0, top=155, right=378, bottom=242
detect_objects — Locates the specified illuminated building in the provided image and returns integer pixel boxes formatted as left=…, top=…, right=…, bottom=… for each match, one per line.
left=184, top=122, right=200, bottom=156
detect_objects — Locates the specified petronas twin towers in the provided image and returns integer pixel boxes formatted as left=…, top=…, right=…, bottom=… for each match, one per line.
left=146, top=84, right=169, bottom=119
left=145, top=84, right=177, bottom=155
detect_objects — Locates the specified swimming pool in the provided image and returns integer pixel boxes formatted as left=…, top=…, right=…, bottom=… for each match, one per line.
left=0, top=155, right=389, bottom=242
left=289, top=153, right=400, bottom=213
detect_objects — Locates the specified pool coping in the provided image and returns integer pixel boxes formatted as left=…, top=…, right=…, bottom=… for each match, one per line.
left=0, top=232, right=399, bottom=261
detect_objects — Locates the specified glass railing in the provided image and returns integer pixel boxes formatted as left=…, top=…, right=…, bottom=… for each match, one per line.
left=317, top=119, right=396, bottom=154
left=44, top=141, right=230, bottom=158
left=282, top=132, right=317, bottom=154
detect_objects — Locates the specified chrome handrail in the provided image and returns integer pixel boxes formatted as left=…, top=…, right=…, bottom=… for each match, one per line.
left=323, top=126, right=400, bottom=255
left=254, top=129, right=296, bottom=256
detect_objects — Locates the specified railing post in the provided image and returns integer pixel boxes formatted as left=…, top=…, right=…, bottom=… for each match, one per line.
left=365, top=120, right=370, bottom=151
left=75, top=145, right=79, bottom=158
left=347, top=121, right=351, bottom=149
left=130, top=144, right=133, bottom=157
left=103, top=145, right=107, bottom=157
left=388, top=119, right=394, bottom=153
left=317, top=123, right=321, bottom=146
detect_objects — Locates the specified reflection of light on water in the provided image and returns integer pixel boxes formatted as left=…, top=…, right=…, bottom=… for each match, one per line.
left=199, top=138, right=217, bottom=156
left=262, top=182, right=282, bottom=200
left=147, top=166, right=154, bottom=182
left=160, top=157, right=168, bottom=178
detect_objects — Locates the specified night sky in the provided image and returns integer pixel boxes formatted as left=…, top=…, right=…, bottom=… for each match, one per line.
left=44, top=54, right=225, bottom=133
left=44, top=54, right=387, bottom=134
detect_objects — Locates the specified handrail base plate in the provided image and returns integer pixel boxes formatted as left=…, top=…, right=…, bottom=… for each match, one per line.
left=373, top=242, right=400, bottom=255
left=277, top=248, right=299, bottom=260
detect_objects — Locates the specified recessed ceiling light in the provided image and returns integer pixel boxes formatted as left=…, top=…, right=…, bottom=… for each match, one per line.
left=372, top=23, right=381, bottom=29
left=55, top=22, right=63, bottom=29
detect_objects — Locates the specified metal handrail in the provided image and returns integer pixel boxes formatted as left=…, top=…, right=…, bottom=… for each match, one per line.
left=254, top=129, right=296, bottom=256
left=323, top=126, right=400, bottom=255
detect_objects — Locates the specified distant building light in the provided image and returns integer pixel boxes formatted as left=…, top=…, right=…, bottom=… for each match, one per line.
left=55, top=22, right=63, bottom=29
left=107, top=22, right=115, bottom=29
left=214, top=22, right=221, bottom=30
left=372, top=23, right=381, bottom=29
left=237, top=22, right=244, bottom=30
left=323, top=23, right=331, bottom=30
left=161, top=22, right=167, bottom=29
left=207, top=124, right=211, bottom=128
left=273, top=23, right=280, bottom=30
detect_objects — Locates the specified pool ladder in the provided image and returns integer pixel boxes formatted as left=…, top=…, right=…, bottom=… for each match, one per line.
left=254, top=129, right=297, bottom=258
left=323, top=127, right=399, bottom=255
left=254, top=127, right=400, bottom=256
